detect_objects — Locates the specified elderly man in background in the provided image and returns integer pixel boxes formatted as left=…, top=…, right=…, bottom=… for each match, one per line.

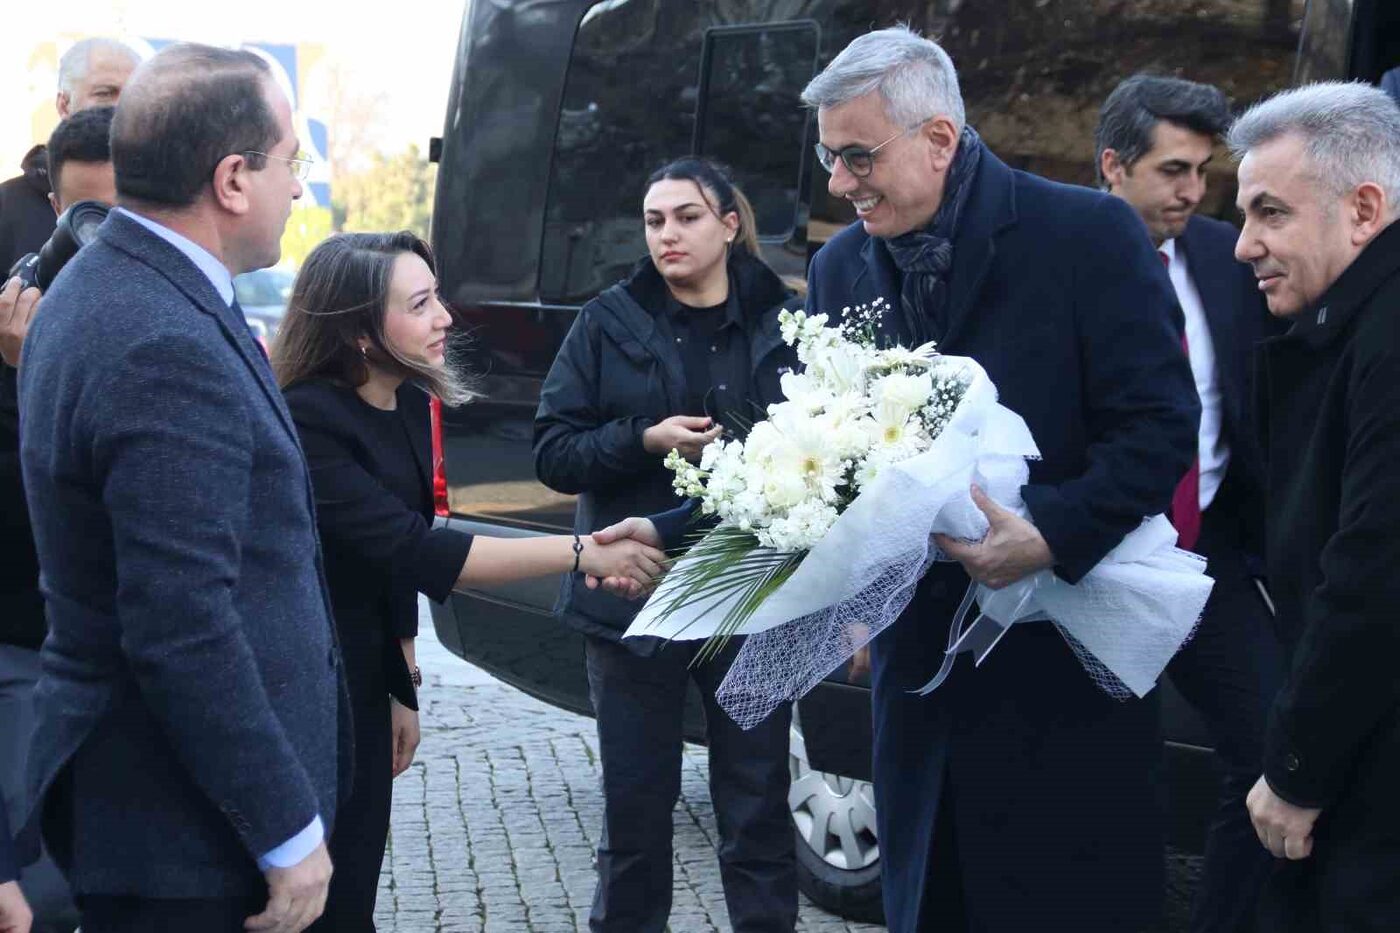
left=801, top=26, right=1198, bottom=933
left=0, top=38, right=137, bottom=271
left=1230, top=81, right=1400, bottom=933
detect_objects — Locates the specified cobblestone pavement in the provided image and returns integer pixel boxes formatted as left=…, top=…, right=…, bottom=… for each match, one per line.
left=372, top=601, right=880, bottom=933
left=375, top=600, right=1200, bottom=932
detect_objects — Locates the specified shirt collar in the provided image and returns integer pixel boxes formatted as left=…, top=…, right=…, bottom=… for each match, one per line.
left=117, top=206, right=235, bottom=306
left=663, top=272, right=744, bottom=331
left=1158, top=237, right=1177, bottom=267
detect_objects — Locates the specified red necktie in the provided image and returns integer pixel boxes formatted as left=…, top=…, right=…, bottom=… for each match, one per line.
left=1160, top=249, right=1201, bottom=550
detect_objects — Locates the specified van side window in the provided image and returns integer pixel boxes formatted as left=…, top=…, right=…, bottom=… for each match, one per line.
left=540, top=4, right=819, bottom=304
left=694, top=23, right=820, bottom=240
left=540, top=0, right=685, bottom=305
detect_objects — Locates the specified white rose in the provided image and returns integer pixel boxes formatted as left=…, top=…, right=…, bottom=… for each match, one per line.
left=874, top=371, right=934, bottom=417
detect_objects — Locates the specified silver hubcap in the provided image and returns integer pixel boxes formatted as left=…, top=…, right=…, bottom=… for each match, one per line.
left=788, top=722, right=880, bottom=871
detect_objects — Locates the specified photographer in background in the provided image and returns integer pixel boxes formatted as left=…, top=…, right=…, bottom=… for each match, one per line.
left=1, top=106, right=118, bottom=366
left=0, top=38, right=136, bottom=272
left=0, top=105, right=114, bottom=933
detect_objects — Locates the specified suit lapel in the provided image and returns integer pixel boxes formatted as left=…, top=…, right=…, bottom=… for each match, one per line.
left=941, top=152, right=1017, bottom=350
left=398, top=386, right=434, bottom=509
left=99, top=212, right=303, bottom=446
left=857, top=236, right=902, bottom=339
left=1179, top=219, right=1238, bottom=372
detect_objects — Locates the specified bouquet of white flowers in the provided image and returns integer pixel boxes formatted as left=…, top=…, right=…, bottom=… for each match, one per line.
left=628, top=302, right=1213, bottom=730
left=653, top=300, right=970, bottom=648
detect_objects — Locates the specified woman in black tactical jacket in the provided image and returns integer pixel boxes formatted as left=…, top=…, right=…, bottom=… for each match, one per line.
left=534, top=158, right=800, bottom=933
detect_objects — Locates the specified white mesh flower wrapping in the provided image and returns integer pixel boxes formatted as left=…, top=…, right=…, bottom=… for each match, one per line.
left=625, top=357, right=1213, bottom=730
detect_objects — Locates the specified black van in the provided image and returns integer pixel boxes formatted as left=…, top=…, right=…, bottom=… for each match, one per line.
left=424, top=0, right=1395, bottom=922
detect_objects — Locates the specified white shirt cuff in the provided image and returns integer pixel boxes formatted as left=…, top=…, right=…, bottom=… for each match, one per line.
left=257, top=815, right=324, bottom=871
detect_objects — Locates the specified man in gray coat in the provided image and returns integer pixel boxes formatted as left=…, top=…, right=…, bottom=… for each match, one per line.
left=16, top=43, right=346, bottom=933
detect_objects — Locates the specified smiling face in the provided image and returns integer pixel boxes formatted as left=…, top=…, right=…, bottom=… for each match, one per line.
left=643, top=178, right=737, bottom=291
left=1234, top=134, right=1380, bottom=318
left=1103, top=120, right=1215, bottom=244
left=816, top=90, right=959, bottom=239
left=380, top=251, right=453, bottom=368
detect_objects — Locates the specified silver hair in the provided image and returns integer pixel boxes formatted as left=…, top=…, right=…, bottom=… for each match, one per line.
left=57, top=38, right=140, bottom=96
left=801, top=25, right=965, bottom=131
left=1228, top=81, right=1400, bottom=203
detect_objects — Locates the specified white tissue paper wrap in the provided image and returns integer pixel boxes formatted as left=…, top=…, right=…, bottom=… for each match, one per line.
left=624, top=357, right=1213, bottom=730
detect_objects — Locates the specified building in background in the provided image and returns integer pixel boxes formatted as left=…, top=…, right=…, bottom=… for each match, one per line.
left=6, top=36, right=334, bottom=265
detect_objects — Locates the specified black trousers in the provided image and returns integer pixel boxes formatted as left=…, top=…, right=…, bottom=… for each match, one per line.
left=584, top=635, right=797, bottom=933
left=309, top=641, right=392, bottom=933
left=79, top=894, right=264, bottom=933
left=1166, top=503, right=1284, bottom=933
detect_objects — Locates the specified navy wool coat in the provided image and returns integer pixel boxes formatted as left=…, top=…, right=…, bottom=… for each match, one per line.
left=806, top=149, right=1199, bottom=932
left=16, top=210, right=350, bottom=898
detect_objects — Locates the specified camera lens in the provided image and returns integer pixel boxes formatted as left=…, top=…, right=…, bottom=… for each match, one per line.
left=34, top=200, right=111, bottom=291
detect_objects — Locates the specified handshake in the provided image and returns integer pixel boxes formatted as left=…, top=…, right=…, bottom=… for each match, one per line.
left=580, top=517, right=669, bottom=600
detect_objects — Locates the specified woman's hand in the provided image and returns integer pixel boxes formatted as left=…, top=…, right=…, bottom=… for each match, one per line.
left=391, top=699, right=420, bottom=777
left=643, top=415, right=722, bottom=461
left=579, top=533, right=667, bottom=591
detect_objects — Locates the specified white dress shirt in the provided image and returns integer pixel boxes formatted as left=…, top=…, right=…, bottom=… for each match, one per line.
left=118, top=207, right=324, bottom=870
left=1160, top=238, right=1229, bottom=511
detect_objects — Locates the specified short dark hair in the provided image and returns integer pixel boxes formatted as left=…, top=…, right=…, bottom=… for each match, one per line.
left=47, top=105, right=115, bottom=190
left=1095, top=75, right=1232, bottom=186
left=111, top=43, right=280, bottom=207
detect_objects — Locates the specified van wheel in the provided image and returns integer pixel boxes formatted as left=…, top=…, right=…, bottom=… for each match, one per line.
left=788, top=721, right=884, bottom=924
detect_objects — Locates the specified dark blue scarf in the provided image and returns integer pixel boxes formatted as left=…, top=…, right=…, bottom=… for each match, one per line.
left=881, top=126, right=984, bottom=347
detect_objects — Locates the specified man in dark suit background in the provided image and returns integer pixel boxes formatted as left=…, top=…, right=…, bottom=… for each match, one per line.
left=1097, top=74, right=1285, bottom=933
left=16, top=43, right=344, bottom=933
left=801, top=27, right=1199, bottom=933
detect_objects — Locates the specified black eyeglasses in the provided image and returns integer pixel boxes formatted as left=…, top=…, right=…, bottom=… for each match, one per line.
left=813, top=118, right=932, bottom=178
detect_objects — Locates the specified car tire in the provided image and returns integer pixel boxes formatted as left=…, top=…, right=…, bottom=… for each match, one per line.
left=788, top=720, right=885, bottom=924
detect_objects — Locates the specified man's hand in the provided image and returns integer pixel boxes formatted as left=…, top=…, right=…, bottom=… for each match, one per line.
left=0, top=880, right=32, bottom=933
left=246, top=841, right=332, bottom=933
left=391, top=699, right=420, bottom=777
left=584, top=517, right=663, bottom=599
left=642, top=415, right=722, bottom=462
left=1247, top=775, right=1321, bottom=860
left=0, top=277, right=42, bottom=368
left=934, top=485, right=1054, bottom=590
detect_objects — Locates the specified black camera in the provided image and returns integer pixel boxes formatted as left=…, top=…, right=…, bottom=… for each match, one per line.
left=6, top=200, right=111, bottom=292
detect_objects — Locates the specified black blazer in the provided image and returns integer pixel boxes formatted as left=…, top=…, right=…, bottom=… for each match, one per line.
left=1254, top=219, right=1400, bottom=815
left=284, top=380, right=472, bottom=710
left=17, top=210, right=348, bottom=897
left=1176, top=214, right=1282, bottom=565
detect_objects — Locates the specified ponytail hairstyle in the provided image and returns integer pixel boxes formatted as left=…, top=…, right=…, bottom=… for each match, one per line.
left=645, top=157, right=762, bottom=259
